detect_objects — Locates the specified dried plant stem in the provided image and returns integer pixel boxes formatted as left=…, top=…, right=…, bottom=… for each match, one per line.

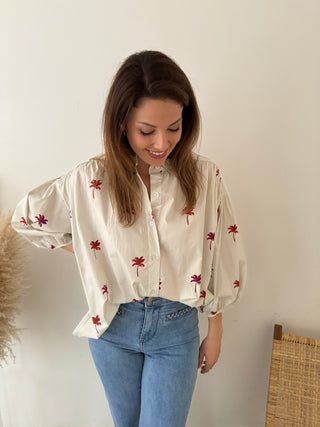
left=0, top=209, right=30, bottom=366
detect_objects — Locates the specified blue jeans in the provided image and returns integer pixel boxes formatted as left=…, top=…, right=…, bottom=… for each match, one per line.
left=88, top=297, right=200, bottom=427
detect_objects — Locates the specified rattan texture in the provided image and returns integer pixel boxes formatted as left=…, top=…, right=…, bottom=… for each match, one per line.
left=266, top=331, right=320, bottom=426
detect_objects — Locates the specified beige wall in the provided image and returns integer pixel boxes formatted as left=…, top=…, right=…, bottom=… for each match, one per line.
left=1, top=1, right=319, bottom=426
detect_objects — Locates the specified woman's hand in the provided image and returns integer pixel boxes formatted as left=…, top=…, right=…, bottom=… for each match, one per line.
left=198, top=313, right=223, bottom=374
left=61, top=243, right=74, bottom=254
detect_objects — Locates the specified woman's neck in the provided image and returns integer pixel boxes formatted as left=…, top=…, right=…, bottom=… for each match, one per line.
left=136, top=157, right=150, bottom=178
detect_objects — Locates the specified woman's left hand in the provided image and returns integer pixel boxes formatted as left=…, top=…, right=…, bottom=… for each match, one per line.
left=198, top=334, right=222, bottom=374
left=198, top=315, right=223, bottom=374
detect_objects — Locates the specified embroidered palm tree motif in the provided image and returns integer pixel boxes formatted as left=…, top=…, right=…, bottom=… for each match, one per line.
left=34, top=214, right=48, bottom=227
left=185, top=210, right=194, bottom=225
left=90, top=240, right=101, bottom=258
left=132, top=299, right=138, bottom=302
left=159, top=280, right=162, bottom=290
left=132, top=256, right=145, bottom=277
left=89, top=179, right=102, bottom=199
left=210, top=311, right=217, bottom=316
left=92, top=315, right=101, bottom=333
left=200, top=290, right=206, bottom=304
left=216, top=168, right=220, bottom=177
left=233, top=280, right=240, bottom=288
left=207, top=232, right=215, bottom=250
left=191, top=274, right=201, bottom=292
left=102, top=284, right=109, bottom=296
left=228, top=224, right=238, bottom=242
left=50, top=245, right=55, bottom=249
left=217, top=204, right=221, bottom=218
left=20, top=217, right=28, bottom=227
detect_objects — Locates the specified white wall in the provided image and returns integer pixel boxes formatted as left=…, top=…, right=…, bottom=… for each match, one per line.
left=1, top=1, right=319, bottom=426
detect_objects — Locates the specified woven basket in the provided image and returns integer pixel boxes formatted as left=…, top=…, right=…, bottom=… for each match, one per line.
left=266, top=324, right=320, bottom=426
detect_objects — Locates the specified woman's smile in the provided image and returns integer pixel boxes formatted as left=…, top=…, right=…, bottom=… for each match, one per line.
left=125, top=98, right=183, bottom=175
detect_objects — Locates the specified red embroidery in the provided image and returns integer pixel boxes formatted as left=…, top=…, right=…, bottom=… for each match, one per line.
left=185, top=211, right=194, bottom=225
left=20, top=217, right=28, bottom=227
left=90, top=240, right=101, bottom=258
left=132, top=256, right=145, bottom=277
left=102, top=284, right=109, bottom=295
left=89, top=179, right=102, bottom=199
left=92, top=315, right=101, bottom=333
left=207, top=232, right=215, bottom=250
left=34, top=214, right=48, bottom=227
left=200, top=290, right=206, bottom=304
left=228, top=224, right=238, bottom=242
left=190, top=274, right=201, bottom=292
left=233, top=280, right=240, bottom=288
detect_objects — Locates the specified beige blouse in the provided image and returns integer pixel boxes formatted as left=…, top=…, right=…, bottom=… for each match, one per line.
left=11, top=153, right=246, bottom=339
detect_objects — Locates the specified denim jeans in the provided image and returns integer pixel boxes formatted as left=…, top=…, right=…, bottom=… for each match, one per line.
left=88, top=297, right=200, bottom=427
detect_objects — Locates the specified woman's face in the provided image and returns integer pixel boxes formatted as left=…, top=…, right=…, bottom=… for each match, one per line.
left=125, top=98, right=183, bottom=175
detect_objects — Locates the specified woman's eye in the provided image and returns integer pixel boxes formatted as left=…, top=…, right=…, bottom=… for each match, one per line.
left=140, top=130, right=154, bottom=136
left=169, top=127, right=180, bottom=133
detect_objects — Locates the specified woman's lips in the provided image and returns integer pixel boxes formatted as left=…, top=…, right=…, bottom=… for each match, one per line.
left=146, top=149, right=168, bottom=159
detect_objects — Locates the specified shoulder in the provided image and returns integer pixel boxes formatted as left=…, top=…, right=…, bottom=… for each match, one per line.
left=64, top=154, right=106, bottom=179
left=57, top=155, right=106, bottom=191
left=193, top=152, right=220, bottom=177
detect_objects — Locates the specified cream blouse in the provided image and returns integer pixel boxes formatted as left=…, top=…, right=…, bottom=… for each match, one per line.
left=11, top=153, right=246, bottom=339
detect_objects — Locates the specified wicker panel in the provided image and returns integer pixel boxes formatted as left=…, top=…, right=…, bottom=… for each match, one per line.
left=266, top=330, right=320, bottom=426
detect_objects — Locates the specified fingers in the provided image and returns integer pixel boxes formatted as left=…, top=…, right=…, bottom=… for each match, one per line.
left=198, top=339, right=221, bottom=374
left=200, top=359, right=215, bottom=374
left=198, top=347, right=205, bottom=369
left=199, top=352, right=219, bottom=373
left=198, top=352, right=215, bottom=373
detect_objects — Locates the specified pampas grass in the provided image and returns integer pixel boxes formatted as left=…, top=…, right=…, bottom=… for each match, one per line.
left=0, top=209, right=30, bottom=366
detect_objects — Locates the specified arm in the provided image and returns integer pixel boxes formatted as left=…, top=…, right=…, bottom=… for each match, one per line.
left=198, top=313, right=223, bottom=374
left=61, top=243, right=74, bottom=254
left=198, top=168, right=246, bottom=374
left=11, top=176, right=72, bottom=250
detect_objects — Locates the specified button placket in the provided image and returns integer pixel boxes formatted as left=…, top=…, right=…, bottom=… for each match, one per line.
left=146, top=170, right=162, bottom=296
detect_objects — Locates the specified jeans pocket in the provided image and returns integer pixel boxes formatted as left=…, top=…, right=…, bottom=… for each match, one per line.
left=165, top=305, right=195, bottom=321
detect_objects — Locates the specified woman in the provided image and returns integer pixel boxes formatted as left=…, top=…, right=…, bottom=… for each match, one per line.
left=11, top=50, right=246, bottom=427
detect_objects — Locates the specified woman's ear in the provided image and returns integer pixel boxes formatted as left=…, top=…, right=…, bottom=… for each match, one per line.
left=120, top=122, right=126, bottom=133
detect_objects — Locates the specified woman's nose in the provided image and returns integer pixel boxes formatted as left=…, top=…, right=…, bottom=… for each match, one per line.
left=152, top=132, right=168, bottom=151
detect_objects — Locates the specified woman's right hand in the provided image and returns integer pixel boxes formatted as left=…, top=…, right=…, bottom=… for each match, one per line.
left=61, top=243, right=74, bottom=254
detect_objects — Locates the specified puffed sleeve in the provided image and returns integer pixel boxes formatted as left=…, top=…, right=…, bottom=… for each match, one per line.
left=203, top=175, right=247, bottom=317
left=11, top=174, right=72, bottom=250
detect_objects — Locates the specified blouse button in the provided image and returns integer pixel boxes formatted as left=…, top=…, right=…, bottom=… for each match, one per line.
left=150, top=220, right=155, bottom=227
left=150, top=289, right=156, bottom=295
left=152, top=192, right=159, bottom=199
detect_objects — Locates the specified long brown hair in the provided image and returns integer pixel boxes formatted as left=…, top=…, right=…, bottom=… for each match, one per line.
left=101, top=50, right=202, bottom=226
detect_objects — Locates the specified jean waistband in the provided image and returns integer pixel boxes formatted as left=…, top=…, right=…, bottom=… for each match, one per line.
left=125, top=297, right=185, bottom=307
